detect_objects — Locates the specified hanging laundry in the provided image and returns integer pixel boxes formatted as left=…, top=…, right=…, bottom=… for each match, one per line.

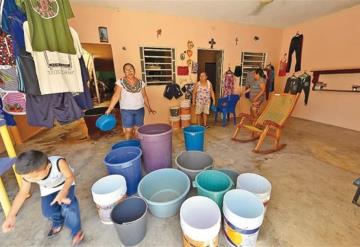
left=7, top=11, right=27, bottom=57
left=234, top=65, right=242, bottom=78
left=0, top=32, right=16, bottom=65
left=16, top=0, right=76, bottom=54
left=286, top=34, right=303, bottom=72
left=1, top=0, right=20, bottom=33
left=73, top=56, right=93, bottom=110
left=23, top=21, right=83, bottom=95
left=26, top=92, right=83, bottom=128
left=0, top=97, right=17, bottom=126
left=265, top=64, right=275, bottom=100
left=223, top=70, right=235, bottom=97
left=181, top=82, right=195, bottom=101
left=278, top=54, right=287, bottom=77
left=16, top=51, right=41, bottom=95
left=299, top=73, right=311, bottom=105
left=163, top=83, right=183, bottom=100
left=284, top=76, right=302, bottom=95
left=0, top=66, right=18, bottom=90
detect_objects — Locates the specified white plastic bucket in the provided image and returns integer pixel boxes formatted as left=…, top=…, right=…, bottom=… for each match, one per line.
left=91, top=175, right=127, bottom=224
left=180, top=196, right=221, bottom=247
left=181, top=100, right=191, bottom=108
left=236, top=173, right=271, bottom=211
left=223, top=189, right=264, bottom=247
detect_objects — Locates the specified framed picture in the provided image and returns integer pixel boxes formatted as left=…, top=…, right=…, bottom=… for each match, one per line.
left=98, top=26, right=108, bottom=43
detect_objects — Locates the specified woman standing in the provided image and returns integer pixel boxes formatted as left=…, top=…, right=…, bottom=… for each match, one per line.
left=106, top=63, right=156, bottom=139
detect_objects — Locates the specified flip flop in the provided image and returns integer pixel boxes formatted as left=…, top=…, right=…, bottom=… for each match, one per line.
left=47, top=225, right=63, bottom=237
left=72, top=230, right=85, bottom=246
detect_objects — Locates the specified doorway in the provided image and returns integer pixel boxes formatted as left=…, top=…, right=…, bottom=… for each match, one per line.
left=197, top=49, right=224, bottom=100
left=81, top=43, right=116, bottom=103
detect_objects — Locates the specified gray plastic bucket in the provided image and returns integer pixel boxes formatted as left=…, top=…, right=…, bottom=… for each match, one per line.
left=175, top=151, right=213, bottom=181
left=111, top=197, right=148, bottom=246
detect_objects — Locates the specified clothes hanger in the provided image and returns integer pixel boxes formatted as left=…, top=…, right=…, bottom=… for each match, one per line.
left=227, top=67, right=233, bottom=74
left=295, top=31, right=300, bottom=37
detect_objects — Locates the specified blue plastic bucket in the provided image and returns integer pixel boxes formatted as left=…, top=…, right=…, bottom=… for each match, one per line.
left=104, top=146, right=142, bottom=196
left=111, top=139, right=141, bottom=150
left=183, top=125, right=206, bottom=151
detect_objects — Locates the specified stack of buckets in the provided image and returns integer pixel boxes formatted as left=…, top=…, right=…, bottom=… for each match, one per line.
left=169, top=106, right=181, bottom=129
left=180, top=100, right=191, bottom=128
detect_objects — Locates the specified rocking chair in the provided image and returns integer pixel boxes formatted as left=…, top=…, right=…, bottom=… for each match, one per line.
left=232, top=93, right=300, bottom=154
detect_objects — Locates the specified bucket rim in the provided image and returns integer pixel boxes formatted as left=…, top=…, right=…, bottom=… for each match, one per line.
left=84, top=107, right=108, bottom=116
left=175, top=151, right=213, bottom=172
left=111, top=196, right=148, bottom=225
left=194, top=170, right=233, bottom=193
left=138, top=168, right=191, bottom=206
left=111, top=139, right=141, bottom=150
left=236, top=173, right=272, bottom=196
left=183, top=125, right=206, bottom=133
left=137, top=123, right=173, bottom=137
left=104, top=146, right=142, bottom=167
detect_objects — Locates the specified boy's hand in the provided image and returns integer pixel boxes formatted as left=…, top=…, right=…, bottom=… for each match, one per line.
left=51, top=192, right=71, bottom=206
left=2, top=215, right=16, bottom=233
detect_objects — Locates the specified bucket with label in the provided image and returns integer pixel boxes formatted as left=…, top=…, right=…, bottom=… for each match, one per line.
left=91, top=175, right=127, bottom=224
left=223, top=189, right=265, bottom=247
left=181, top=115, right=191, bottom=128
left=170, top=106, right=180, bottom=117
left=236, top=173, right=271, bottom=211
left=180, top=196, right=221, bottom=247
left=170, top=116, right=181, bottom=129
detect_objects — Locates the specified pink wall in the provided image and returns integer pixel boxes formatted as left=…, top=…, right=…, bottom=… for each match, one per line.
left=278, top=5, right=360, bottom=131
left=69, top=4, right=283, bottom=124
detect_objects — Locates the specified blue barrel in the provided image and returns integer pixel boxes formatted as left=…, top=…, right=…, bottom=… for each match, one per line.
left=104, top=146, right=142, bottom=196
left=112, top=139, right=141, bottom=150
left=183, top=125, right=206, bottom=151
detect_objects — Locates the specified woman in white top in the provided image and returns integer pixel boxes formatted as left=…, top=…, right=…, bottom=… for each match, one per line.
left=106, top=63, right=156, bottom=139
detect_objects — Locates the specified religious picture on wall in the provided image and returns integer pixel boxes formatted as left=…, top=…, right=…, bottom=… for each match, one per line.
left=98, top=27, right=109, bottom=43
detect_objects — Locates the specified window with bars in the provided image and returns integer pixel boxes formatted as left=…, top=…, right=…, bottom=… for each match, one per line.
left=240, top=52, right=267, bottom=86
left=140, top=47, right=176, bottom=85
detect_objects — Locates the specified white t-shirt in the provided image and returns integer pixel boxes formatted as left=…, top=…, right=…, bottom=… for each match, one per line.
left=23, top=21, right=84, bottom=95
left=116, top=78, right=146, bottom=110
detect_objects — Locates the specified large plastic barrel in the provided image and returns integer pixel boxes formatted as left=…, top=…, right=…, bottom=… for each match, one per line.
left=104, top=146, right=142, bottom=196
left=137, top=124, right=173, bottom=172
left=183, top=125, right=205, bottom=151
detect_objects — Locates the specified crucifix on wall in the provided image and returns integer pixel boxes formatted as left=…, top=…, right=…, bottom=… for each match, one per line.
left=209, top=38, right=216, bottom=49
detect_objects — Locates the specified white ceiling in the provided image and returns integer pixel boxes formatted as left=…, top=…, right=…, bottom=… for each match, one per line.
left=71, top=0, right=360, bottom=28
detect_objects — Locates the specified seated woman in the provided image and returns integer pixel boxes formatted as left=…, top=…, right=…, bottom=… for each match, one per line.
left=240, top=68, right=266, bottom=119
left=106, top=63, right=156, bottom=139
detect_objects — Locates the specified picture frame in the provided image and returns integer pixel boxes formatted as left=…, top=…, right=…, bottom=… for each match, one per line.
left=98, top=26, right=108, bottom=43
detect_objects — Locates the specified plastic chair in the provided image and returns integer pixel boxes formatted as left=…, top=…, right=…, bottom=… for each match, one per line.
left=214, top=95, right=240, bottom=127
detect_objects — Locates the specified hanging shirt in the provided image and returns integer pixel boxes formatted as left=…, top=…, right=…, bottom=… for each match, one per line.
left=1, top=0, right=19, bottom=33
left=23, top=21, right=83, bottom=95
left=223, top=72, right=235, bottom=97
left=16, top=0, right=76, bottom=54
left=181, top=83, right=195, bottom=101
left=0, top=33, right=16, bottom=65
left=278, top=58, right=287, bottom=77
left=7, top=10, right=27, bottom=57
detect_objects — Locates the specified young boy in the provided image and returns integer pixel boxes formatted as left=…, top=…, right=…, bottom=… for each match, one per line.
left=2, top=150, right=84, bottom=246
left=192, top=72, right=216, bottom=128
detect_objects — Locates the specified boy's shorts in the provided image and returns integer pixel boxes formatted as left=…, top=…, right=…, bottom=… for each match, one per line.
left=120, top=108, right=144, bottom=128
left=195, top=103, right=210, bottom=115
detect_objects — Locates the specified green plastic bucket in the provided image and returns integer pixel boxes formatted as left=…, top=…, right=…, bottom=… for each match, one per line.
left=193, top=170, right=234, bottom=208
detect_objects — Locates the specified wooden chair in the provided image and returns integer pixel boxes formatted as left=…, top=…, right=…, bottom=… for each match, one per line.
left=232, top=93, right=300, bottom=154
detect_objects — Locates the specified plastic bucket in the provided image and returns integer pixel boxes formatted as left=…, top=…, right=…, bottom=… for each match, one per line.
left=103, top=146, right=142, bottom=196
left=137, top=124, right=173, bottom=172
left=183, top=125, right=205, bottom=151
left=180, top=100, right=191, bottom=108
left=138, top=168, right=190, bottom=218
left=111, top=139, right=141, bottom=150
left=216, top=169, right=240, bottom=186
left=180, top=196, right=221, bottom=247
left=175, top=151, right=213, bottom=181
left=236, top=173, right=272, bottom=211
left=193, top=170, right=234, bottom=208
left=91, top=175, right=127, bottom=224
left=180, top=107, right=191, bottom=115
left=223, top=189, right=265, bottom=247
left=181, top=115, right=191, bottom=128
left=84, top=107, right=120, bottom=138
left=111, top=197, right=148, bottom=246
left=170, top=106, right=180, bottom=117
left=170, top=116, right=181, bottom=129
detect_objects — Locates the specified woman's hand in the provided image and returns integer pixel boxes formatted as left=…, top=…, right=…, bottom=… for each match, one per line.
left=2, top=215, right=16, bottom=233
left=148, top=108, right=156, bottom=114
left=105, top=108, right=112, bottom=115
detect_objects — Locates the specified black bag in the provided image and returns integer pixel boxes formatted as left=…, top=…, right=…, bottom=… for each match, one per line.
left=18, top=51, right=41, bottom=95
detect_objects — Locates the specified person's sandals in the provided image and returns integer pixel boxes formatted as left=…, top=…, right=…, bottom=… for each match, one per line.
left=72, top=230, right=85, bottom=246
left=47, top=225, right=63, bottom=237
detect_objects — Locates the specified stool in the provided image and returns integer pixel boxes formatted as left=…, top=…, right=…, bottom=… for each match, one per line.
left=352, top=177, right=360, bottom=207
